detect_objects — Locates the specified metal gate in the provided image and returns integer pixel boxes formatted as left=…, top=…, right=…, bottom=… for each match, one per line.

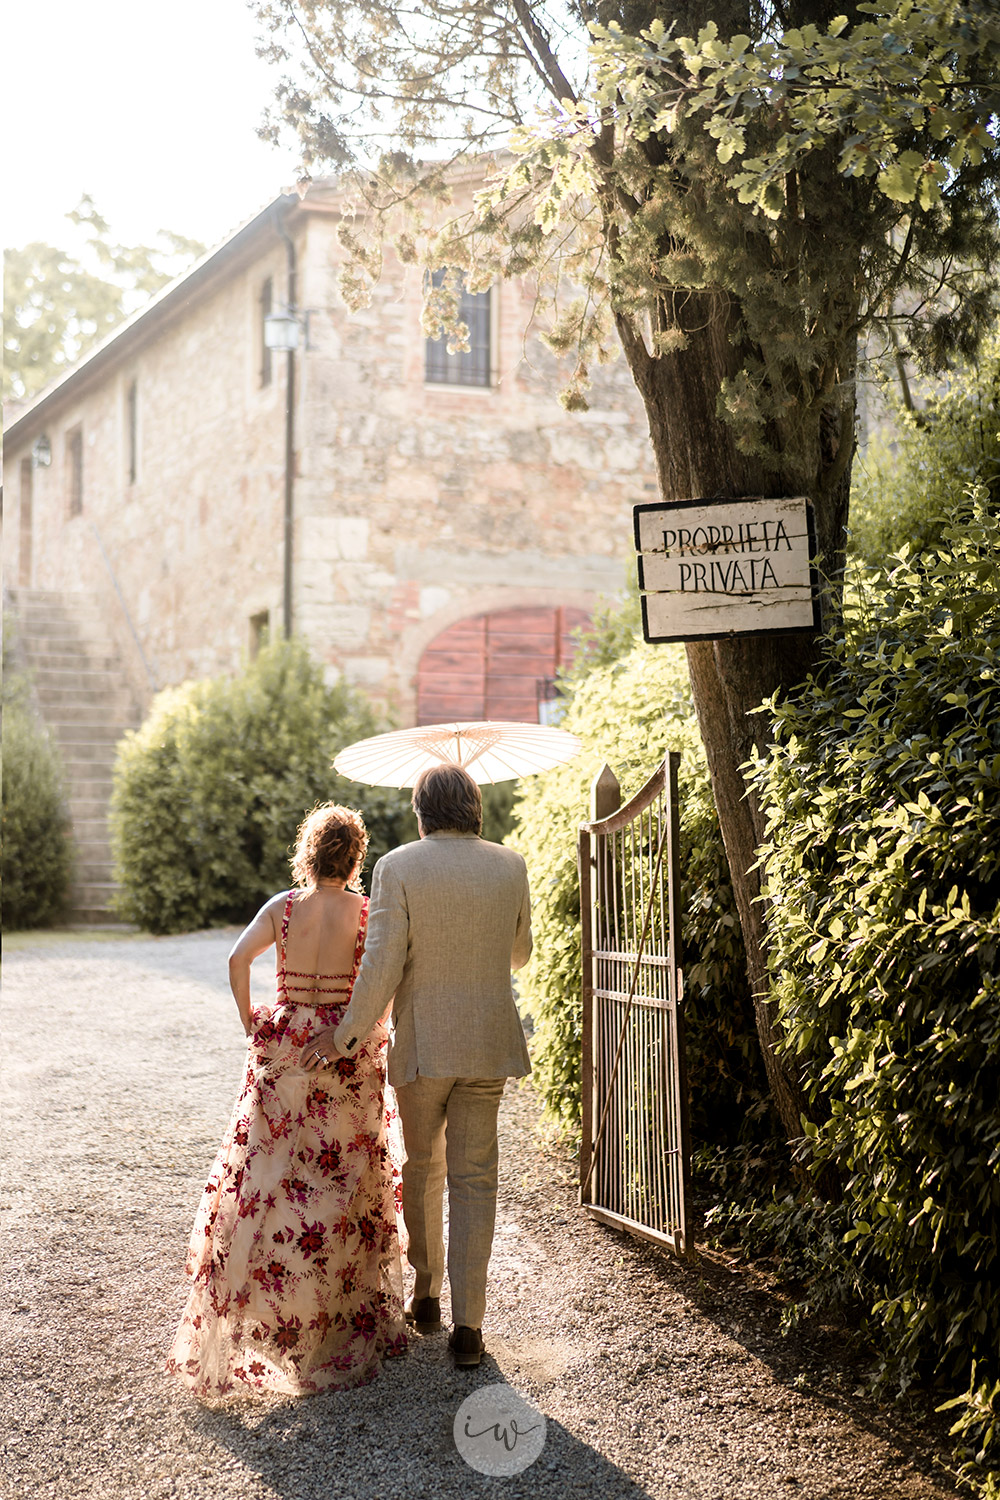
left=578, top=752, right=692, bottom=1256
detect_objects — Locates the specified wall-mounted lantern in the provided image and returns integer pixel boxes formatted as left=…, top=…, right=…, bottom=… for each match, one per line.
left=31, top=434, right=52, bottom=468
left=263, top=307, right=312, bottom=353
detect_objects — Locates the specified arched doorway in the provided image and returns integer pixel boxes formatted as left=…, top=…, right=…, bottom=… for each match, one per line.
left=416, top=605, right=591, bottom=725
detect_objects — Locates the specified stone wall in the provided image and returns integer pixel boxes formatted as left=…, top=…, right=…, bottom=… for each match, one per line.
left=6, top=191, right=657, bottom=725
left=6, top=233, right=290, bottom=706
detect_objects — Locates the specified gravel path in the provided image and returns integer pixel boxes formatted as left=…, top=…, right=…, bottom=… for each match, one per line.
left=1, top=930, right=962, bottom=1500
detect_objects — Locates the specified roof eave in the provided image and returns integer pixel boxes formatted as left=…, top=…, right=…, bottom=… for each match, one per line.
left=5, top=190, right=304, bottom=447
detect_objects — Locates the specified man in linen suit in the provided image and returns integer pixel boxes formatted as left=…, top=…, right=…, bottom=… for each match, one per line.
left=331, top=763, right=532, bottom=1367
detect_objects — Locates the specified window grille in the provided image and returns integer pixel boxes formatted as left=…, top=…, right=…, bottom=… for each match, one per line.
left=425, top=270, right=491, bottom=388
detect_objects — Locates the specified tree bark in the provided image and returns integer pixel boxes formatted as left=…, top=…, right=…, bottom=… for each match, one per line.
left=616, top=292, right=853, bottom=1158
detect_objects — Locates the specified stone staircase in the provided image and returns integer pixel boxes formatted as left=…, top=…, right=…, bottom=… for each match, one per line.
left=7, top=588, right=142, bottom=923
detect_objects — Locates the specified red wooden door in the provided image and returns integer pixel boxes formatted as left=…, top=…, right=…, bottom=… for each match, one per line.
left=417, top=606, right=590, bottom=724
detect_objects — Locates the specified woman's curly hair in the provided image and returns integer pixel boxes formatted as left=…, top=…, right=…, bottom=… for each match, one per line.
left=290, top=803, right=369, bottom=890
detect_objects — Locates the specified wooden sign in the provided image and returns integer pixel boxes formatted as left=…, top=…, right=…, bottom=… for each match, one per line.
left=633, top=495, right=820, bottom=643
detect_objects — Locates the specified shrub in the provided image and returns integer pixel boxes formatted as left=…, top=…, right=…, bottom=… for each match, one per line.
left=110, top=637, right=415, bottom=933
left=480, top=781, right=515, bottom=844
left=851, top=332, right=1000, bottom=567
left=509, top=632, right=765, bottom=1149
left=2, top=685, right=73, bottom=929
left=750, top=490, right=1000, bottom=1482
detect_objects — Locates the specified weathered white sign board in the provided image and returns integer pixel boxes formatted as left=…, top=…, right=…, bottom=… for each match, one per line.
left=634, top=495, right=819, bottom=643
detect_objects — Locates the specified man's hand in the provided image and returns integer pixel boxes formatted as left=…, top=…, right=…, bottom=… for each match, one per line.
left=303, top=1027, right=347, bottom=1071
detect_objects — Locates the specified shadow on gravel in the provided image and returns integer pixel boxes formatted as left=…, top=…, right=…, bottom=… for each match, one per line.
left=585, top=1213, right=957, bottom=1496
left=191, top=1356, right=655, bottom=1500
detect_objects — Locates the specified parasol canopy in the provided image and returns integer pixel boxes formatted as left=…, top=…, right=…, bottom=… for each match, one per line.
left=333, top=719, right=581, bottom=788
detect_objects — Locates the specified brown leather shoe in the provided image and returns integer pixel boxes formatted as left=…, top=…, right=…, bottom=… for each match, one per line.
left=448, top=1325, right=485, bottom=1367
left=404, top=1295, right=441, bottom=1331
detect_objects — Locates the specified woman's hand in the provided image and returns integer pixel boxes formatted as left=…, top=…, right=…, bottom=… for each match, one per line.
left=303, top=1026, right=346, bottom=1071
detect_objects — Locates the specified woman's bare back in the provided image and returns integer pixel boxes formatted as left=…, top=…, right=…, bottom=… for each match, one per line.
left=278, top=886, right=366, bottom=992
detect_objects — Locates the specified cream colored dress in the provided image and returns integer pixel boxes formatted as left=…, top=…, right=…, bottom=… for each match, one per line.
left=167, top=892, right=407, bottom=1400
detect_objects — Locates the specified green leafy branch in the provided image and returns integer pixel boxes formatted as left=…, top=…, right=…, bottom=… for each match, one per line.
left=584, top=0, right=1000, bottom=217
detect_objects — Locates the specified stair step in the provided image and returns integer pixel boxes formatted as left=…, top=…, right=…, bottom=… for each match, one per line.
left=9, top=587, right=102, bottom=606
left=75, top=828, right=112, bottom=848
left=36, top=689, right=124, bottom=711
left=21, top=634, right=115, bottom=657
left=15, top=600, right=106, bottom=618
left=76, top=836, right=113, bottom=860
left=74, top=816, right=111, bottom=837
left=70, top=878, right=118, bottom=902
left=69, top=891, right=120, bottom=921
left=13, top=601, right=104, bottom=620
left=8, top=590, right=147, bottom=925
left=18, top=649, right=122, bottom=672
left=50, top=724, right=131, bottom=745
left=50, top=721, right=132, bottom=741
left=30, top=666, right=133, bottom=691
left=67, top=777, right=115, bottom=797
left=69, top=816, right=113, bottom=835
left=35, top=703, right=135, bottom=726
left=60, top=750, right=121, bottom=774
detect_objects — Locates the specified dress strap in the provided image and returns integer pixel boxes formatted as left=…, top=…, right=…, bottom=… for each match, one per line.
left=351, top=898, right=369, bottom=979
left=279, top=890, right=295, bottom=975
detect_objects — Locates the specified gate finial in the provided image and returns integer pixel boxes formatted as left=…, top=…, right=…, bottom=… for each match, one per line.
left=590, top=763, right=620, bottom=821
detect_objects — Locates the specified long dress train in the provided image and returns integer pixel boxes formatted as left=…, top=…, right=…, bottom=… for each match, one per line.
left=167, top=892, right=407, bottom=1399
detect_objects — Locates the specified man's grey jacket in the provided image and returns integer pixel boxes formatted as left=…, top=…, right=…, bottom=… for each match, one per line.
left=333, top=830, right=533, bottom=1086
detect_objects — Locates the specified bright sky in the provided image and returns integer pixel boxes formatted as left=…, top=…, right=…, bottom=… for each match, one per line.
left=3, top=0, right=302, bottom=257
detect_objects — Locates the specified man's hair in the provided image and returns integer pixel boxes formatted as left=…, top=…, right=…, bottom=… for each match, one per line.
left=412, top=764, right=482, bottom=835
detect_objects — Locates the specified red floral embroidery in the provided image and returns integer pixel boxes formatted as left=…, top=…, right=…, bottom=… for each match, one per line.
left=350, top=1306, right=377, bottom=1341
left=166, top=893, right=406, bottom=1400
left=296, top=1222, right=325, bottom=1259
left=317, top=1142, right=342, bottom=1175
left=274, top=1315, right=302, bottom=1351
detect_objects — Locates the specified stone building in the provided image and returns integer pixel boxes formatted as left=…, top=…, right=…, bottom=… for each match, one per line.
left=4, top=177, right=656, bottom=917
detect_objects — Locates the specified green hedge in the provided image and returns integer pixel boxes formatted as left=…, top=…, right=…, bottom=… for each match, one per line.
left=509, top=635, right=765, bottom=1148
left=850, top=330, right=1000, bottom=568
left=750, top=491, right=1000, bottom=1485
left=2, top=689, right=73, bottom=929
left=110, top=638, right=415, bottom=933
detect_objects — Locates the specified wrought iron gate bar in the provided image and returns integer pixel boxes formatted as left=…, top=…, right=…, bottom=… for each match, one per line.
left=592, top=989, right=674, bottom=1009
left=584, top=761, right=667, bottom=835
left=578, top=752, right=692, bottom=1259
left=579, top=814, right=670, bottom=1200
left=590, top=949, right=671, bottom=966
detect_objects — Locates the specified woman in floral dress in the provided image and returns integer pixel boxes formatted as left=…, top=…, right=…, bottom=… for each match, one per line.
left=167, top=803, right=407, bottom=1400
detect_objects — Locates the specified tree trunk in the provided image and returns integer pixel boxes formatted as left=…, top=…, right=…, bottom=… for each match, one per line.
left=616, top=294, right=853, bottom=1157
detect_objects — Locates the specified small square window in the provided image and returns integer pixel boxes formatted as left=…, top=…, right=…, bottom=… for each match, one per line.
left=249, top=610, right=270, bottom=658
left=425, top=269, right=492, bottom=388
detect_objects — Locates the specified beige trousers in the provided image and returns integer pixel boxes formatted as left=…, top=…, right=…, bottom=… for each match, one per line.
left=394, top=1074, right=506, bottom=1330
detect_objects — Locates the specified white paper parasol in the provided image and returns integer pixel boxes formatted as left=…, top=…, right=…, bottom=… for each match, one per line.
left=333, top=720, right=581, bottom=787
